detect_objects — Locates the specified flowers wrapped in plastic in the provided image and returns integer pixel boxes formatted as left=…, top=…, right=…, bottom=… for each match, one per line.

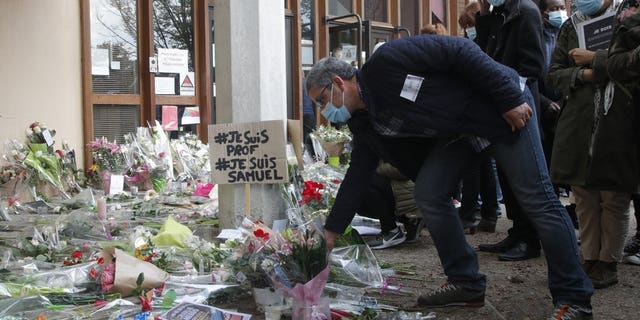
left=240, top=219, right=331, bottom=319
left=310, top=125, right=351, bottom=166
left=170, top=132, right=211, bottom=184
left=87, top=137, right=127, bottom=194
left=123, top=123, right=173, bottom=194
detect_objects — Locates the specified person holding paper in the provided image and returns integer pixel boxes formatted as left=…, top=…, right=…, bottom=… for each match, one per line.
left=548, top=0, right=636, bottom=290
left=307, top=34, right=593, bottom=319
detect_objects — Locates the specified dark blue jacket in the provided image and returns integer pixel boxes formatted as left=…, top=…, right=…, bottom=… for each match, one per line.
left=325, top=35, right=529, bottom=234
left=360, top=35, right=525, bottom=142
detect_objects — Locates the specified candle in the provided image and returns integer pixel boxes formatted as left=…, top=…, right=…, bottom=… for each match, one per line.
left=97, top=197, right=107, bottom=221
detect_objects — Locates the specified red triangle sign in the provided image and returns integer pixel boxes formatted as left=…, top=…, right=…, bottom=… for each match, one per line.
left=181, top=75, right=194, bottom=88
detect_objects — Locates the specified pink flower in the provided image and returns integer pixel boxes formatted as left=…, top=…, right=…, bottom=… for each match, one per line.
left=101, top=263, right=116, bottom=293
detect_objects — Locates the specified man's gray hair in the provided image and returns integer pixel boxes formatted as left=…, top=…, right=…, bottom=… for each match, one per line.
left=306, top=56, right=356, bottom=91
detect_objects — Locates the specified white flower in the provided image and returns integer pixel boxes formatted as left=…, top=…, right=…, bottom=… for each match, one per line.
left=26, top=128, right=33, bottom=136
left=33, top=126, right=41, bottom=134
left=35, top=151, right=43, bottom=157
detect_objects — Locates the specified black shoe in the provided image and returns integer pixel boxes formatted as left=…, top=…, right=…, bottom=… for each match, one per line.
left=498, top=241, right=541, bottom=261
left=565, top=204, right=579, bottom=229
left=417, top=283, right=485, bottom=308
left=400, top=217, right=424, bottom=243
left=478, top=236, right=516, bottom=253
left=462, top=219, right=479, bottom=234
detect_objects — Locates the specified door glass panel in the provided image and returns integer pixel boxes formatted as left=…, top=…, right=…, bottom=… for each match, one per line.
left=365, top=0, right=388, bottom=22
left=93, top=104, right=140, bottom=144
left=90, top=0, right=139, bottom=94
left=401, top=0, right=420, bottom=36
left=153, top=0, right=195, bottom=95
left=329, top=26, right=358, bottom=66
left=328, top=0, right=352, bottom=16
left=301, top=0, right=315, bottom=71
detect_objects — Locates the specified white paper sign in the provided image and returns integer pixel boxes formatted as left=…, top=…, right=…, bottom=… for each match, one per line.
left=91, top=48, right=110, bottom=76
left=158, top=48, right=189, bottom=73
left=155, top=77, right=176, bottom=95
left=400, top=74, right=424, bottom=102
left=109, top=174, right=125, bottom=195
left=272, top=219, right=289, bottom=232
left=42, top=129, right=54, bottom=146
left=216, top=229, right=243, bottom=240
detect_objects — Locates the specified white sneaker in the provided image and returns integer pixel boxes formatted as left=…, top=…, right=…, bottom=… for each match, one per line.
left=369, top=228, right=406, bottom=250
left=624, top=253, right=640, bottom=265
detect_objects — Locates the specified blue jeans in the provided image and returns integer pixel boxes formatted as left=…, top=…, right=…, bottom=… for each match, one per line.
left=414, top=90, right=593, bottom=307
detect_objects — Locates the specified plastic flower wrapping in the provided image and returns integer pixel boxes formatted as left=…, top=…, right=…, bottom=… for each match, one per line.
left=170, top=133, right=211, bottom=184
left=122, top=122, right=174, bottom=194
left=310, top=125, right=352, bottom=161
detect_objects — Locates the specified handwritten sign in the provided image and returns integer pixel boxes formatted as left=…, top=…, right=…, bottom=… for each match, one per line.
left=208, top=120, right=288, bottom=184
left=577, top=11, right=615, bottom=51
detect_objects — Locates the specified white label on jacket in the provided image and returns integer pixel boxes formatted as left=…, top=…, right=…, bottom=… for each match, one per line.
left=519, top=76, right=527, bottom=92
left=400, top=74, right=424, bottom=102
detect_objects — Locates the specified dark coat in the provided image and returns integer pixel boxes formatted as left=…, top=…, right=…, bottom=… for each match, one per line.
left=475, top=0, right=545, bottom=82
left=548, top=16, right=638, bottom=192
left=324, top=35, right=530, bottom=234
left=359, top=35, right=525, bottom=142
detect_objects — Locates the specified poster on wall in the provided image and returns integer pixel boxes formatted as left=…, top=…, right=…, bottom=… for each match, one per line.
left=158, top=48, right=189, bottom=73
left=92, top=48, right=110, bottom=76
left=155, top=77, right=176, bottom=95
left=162, top=105, right=179, bottom=131
left=208, top=120, right=288, bottom=184
left=182, top=106, right=200, bottom=125
left=341, top=45, right=357, bottom=63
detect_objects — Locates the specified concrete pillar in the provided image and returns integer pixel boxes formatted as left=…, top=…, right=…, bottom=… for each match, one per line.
left=214, top=0, right=288, bottom=229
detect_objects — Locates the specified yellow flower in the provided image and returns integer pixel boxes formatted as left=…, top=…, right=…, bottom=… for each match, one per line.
left=89, top=164, right=98, bottom=172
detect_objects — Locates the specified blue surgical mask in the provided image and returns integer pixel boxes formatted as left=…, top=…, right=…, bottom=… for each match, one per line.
left=548, top=10, right=568, bottom=28
left=321, top=85, right=352, bottom=123
left=487, top=0, right=506, bottom=7
left=576, top=0, right=604, bottom=15
left=465, top=27, right=477, bottom=41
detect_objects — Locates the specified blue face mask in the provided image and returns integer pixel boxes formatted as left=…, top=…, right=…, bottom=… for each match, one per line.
left=548, top=10, right=568, bottom=28
left=576, top=0, right=603, bottom=15
left=487, top=0, right=506, bottom=7
left=321, top=85, right=352, bottom=123
left=465, top=27, right=477, bottom=41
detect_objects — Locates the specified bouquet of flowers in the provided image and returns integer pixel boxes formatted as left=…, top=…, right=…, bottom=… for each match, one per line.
left=123, top=123, right=173, bottom=193
left=87, top=137, right=127, bottom=193
left=26, top=121, right=56, bottom=150
left=171, top=133, right=211, bottom=184
left=311, top=125, right=351, bottom=166
left=236, top=219, right=330, bottom=319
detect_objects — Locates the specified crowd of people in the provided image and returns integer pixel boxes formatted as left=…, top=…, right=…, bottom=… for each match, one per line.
left=304, top=0, right=640, bottom=318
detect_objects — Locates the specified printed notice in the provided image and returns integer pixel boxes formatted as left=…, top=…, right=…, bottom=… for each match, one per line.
left=158, top=48, right=189, bottom=73
left=208, top=120, right=288, bottom=184
left=400, top=74, right=424, bottom=102
left=577, top=11, right=615, bottom=51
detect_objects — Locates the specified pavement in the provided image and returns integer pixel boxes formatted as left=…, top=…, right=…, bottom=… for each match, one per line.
left=371, top=200, right=640, bottom=320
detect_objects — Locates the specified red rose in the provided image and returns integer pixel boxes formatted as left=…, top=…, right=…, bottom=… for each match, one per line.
left=253, top=229, right=269, bottom=240
left=71, top=250, right=83, bottom=260
left=97, top=256, right=105, bottom=265
left=89, top=268, right=98, bottom=279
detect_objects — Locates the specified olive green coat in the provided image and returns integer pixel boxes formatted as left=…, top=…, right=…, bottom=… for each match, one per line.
left=548, top=16, right=638, bottom=192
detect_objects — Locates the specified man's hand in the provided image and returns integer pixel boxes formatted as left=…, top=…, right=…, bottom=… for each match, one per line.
left=544, top=101, right=561, bottom=118
left=478, top=0, right=491, bottom=14
left=324, top=229, right=338, bottom=252
left=569, top=48, right=595, bottom=66
left=502, top=103, right=533, bottom=131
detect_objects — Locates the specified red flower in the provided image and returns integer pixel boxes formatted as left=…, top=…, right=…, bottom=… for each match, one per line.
left=97, top=256, right=105, bottom=265
left=301, top=180, right=324, bottom=205
left=253, top=229, right=269, bottom=240
left=63, top=259, right=72, bottom=266
left=89, top=268, right=98, bottom=279
left=71, top=250, right=83, bottom=260
left=139, top=294, right=152, bottom=312
left=94, top=299, right=107, bottom=308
